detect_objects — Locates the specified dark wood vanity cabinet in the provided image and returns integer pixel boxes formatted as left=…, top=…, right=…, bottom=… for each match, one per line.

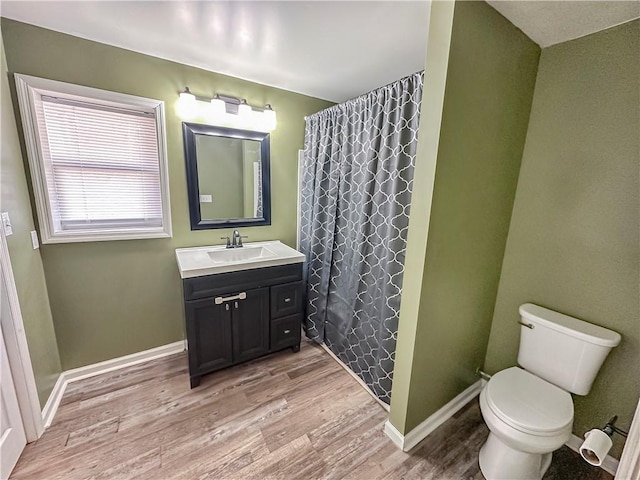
left=182, top=263, right=303, bottom=388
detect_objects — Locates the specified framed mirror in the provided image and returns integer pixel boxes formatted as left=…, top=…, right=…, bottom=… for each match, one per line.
left=182, top=122, right=271, bottom=230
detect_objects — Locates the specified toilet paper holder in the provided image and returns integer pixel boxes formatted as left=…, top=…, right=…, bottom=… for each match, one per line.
left=600, top=415, right=628, bottom=439
left=579, top=415, right=628, bottom=466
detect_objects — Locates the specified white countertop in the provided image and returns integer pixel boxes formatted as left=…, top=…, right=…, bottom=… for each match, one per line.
left=175, top=240, right=305, bottom=279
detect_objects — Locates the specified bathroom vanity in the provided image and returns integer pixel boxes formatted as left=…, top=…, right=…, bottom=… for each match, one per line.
left=176, top=241, right=305, bottom=387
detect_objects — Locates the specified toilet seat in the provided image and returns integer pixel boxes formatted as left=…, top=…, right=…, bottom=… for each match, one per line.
left=485, top=367, right=573, bottom=436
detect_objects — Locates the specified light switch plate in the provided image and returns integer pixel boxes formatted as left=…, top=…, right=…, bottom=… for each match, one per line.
left=1, top=212, right=13, bottom=236
left=200, top=194, right=213, bottom=203
left=30, top=231, right=39, bottom=249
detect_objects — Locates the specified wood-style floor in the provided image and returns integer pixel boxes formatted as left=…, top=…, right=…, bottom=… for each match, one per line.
left=11, top=337, right=612, bottom=479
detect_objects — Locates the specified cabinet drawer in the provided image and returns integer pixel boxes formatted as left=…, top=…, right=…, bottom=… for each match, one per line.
left=183, top=263, right=303, bottom=301
left=270, top=281, right=303, bottom=318
left=271, top=314, right=302, bottom=351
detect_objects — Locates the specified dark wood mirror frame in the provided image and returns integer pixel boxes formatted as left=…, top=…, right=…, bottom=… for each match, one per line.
left=182, top=122, right=271, bottom=230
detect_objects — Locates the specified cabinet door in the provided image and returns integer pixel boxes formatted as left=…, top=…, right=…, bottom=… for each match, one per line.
left=185, top=298, right=233, bottom=376
left=232, top=287, right=270, bottom=363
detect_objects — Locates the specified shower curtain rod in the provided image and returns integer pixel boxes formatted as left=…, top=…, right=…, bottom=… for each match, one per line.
left=304, top=70, right=424, bottom=121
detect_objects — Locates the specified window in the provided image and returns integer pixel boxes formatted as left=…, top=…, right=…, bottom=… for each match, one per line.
left=15, top=74, right=172, bottom=243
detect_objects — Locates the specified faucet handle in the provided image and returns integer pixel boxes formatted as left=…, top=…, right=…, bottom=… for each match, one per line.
left=220, top=236, right=231, bottom=248
left=238, top=235, right=248, bottom=247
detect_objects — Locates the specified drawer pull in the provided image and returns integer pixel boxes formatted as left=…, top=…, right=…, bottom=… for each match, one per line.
left=284, top=298, right=291, bottom=303
left=215, top=292, right=247, bottom=305
left=283, top=329, right=291, bottom=334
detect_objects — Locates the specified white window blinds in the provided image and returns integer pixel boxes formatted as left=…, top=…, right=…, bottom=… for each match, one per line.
left=15, top=74, right=171, bottom=243
left=37, top=96, right=163, bottom=231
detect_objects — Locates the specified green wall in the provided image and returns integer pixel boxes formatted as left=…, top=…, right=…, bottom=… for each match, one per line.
left=484, top=20, right=640, bottom=459
left=390, top=1, right=540, bottom=433
left=1, top=32, right=61, bottom=407
left=1, top=18, right=332, bottom=370
left=388, top=0, right=456, bottom=435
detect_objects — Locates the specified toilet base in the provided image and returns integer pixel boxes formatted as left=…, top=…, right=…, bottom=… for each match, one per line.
left=479, top=432, right=552, bottom=480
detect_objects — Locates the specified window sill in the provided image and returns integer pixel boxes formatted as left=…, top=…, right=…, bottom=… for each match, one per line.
left=42, top=229, right=172, bottom=244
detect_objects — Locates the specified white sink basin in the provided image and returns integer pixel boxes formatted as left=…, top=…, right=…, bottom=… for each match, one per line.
left=207, top=245, right=276, bottom=264
left=176, top=240, right=305, bottom=278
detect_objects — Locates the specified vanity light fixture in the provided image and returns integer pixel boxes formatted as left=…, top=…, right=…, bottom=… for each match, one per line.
left=177, top=87, right=277, bottom=131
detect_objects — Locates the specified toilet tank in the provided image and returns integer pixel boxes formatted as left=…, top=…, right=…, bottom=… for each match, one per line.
left=517, top=303, right=621, bottom=396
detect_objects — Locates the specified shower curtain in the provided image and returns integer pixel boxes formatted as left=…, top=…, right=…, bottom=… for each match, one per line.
left=299, top=72, right=423, bottom=403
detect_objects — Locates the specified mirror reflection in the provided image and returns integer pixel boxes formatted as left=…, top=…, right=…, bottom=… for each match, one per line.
left=195, top=135, right=263, bottom=220
left=182, top=123, right=271, bottom=230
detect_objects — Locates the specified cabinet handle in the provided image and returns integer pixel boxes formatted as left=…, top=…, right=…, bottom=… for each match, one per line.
left=234, top=301, right=239, bottom=309
left=284, top=329, right=291, bottom=334
left=284, top=298, right=291, bottom=303
left=225, top=304, right=229, bottom=311
left=214, top=292, right=247, bottom=305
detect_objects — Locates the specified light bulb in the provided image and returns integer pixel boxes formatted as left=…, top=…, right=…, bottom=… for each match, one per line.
left=237, top=99, right=252, bottom=117
left=210, top=94, right=226, bottom=115
left=177, top=87, right=198, bottom=118
left=263, top=104, right=277, bottom=131
left=179, top=87, right=196, bottom=103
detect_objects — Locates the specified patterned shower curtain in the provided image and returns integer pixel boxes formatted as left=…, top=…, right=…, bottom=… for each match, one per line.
left=299, top=72, right=423, bottom=404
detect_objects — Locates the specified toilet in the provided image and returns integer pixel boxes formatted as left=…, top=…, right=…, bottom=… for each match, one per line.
left=479, top=303, right=621, bottom=480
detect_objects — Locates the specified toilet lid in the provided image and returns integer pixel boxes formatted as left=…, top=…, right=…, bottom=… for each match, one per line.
left=486, top=367, right=573, bottom=435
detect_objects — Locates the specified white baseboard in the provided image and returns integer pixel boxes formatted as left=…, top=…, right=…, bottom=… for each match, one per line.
left=41, top=374, right=66, bottom=428
left=403, top=379, right=485, bottom=451
left=63, top=340, right=186, bottom=384
left=384, top=379, right=484, bottom=452
left=565, top=433, right=619, bottom=476
left=41, top=340, right=185, bottom=428
left=318, top=342, right=390, bottom=412
left=383, top=419, right=405, bottom=450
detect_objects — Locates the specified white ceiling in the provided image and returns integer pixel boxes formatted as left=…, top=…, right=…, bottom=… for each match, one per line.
left=487, top=0, right=640, bottom=47
left=0, top=1, right=430, bottom=103
left=2, top=2, right=638, bottom=103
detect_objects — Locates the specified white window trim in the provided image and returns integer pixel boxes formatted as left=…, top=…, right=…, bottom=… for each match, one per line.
left=14, top=74, right=172, bottom=244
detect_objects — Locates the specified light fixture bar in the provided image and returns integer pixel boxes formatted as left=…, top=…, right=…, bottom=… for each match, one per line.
left=177, top=87, right=277, bottom=131
left=180, top=90, right=270, bottom=114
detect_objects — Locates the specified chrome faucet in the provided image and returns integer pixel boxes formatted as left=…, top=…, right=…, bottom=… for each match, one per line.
left=231, top=230, right=247, bottom=248
left=220, top=230, right=249, bottom=248
left=221, top=230, right=248, bottom=249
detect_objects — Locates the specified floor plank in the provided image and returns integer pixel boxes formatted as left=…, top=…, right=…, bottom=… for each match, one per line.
left=12, top=337, right=613, bottom=479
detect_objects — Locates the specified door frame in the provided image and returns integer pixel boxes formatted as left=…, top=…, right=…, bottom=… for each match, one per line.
left=0, top=324, right=27, bottom=479
left=616, top=398, right=640, bottom=479
left=0, top=228, right=44, bottom=441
